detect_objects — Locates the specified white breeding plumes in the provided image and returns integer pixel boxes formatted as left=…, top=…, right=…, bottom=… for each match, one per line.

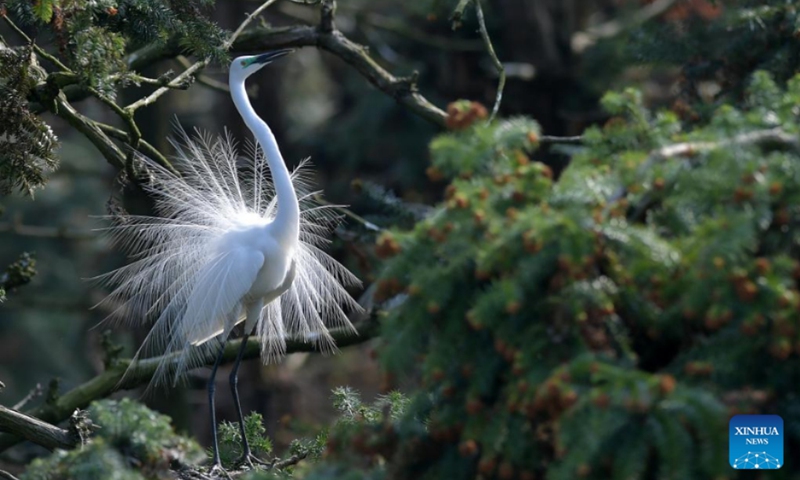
left=96, top=129, right=361, bottom=388
left=95, top=50, right=363, bottom=471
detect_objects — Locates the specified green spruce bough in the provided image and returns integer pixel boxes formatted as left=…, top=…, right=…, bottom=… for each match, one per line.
left=313, top=71, right=800, bottom=479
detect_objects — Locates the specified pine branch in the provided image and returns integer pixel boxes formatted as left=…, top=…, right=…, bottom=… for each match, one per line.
left=0, top=317, right=379, bottom=453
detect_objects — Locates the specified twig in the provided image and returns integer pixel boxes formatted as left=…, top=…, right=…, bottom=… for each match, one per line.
left=0, top=470, right=19, bottom=480
left=311, top=194, right=381, bottom=232
left=0, top=14, right=70, bottom=72
left=0, top=318, right=379, bottom=453
left=571, top=0, right=679, bottom=53
left=12, top=385, right=42, bottom=411
left=176, top=56, right=230, bottom=93
left=540, top=135, right=584, bottom=145
left=364, top=14, right=484, bottom=52
left=124, top=60, right=203, bottom=112
left=0, top=404, right=76, bottom=450
left=119, top=72, right=183, bottom=88
left=227, top=0, right=282, bottom=50
left=272, top=452, right=308, bottom=469
left=95, top=122, right=178, bottom=175
left=474, top=0, right=504, bottom=121
left=88, top=86, right=143, bottom=179
left=450, top=0, right=474, bottom=29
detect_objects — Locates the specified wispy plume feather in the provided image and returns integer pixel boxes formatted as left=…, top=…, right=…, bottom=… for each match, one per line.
left=93, top=125, right=362, bottom=391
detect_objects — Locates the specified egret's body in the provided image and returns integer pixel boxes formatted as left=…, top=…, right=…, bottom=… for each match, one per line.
left=186, top=219, right=296, bottom=346
left=97, top=50, right=361, bottom=473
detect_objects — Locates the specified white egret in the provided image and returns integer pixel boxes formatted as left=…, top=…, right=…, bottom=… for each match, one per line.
left=96, top=50, right=362, bottom=473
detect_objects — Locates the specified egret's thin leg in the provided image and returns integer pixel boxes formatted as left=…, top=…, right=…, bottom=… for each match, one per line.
left=229, top=334, right=272, bottom=467
left=208, top=340, right=228, bottom=470
left=230, top=333, right=252, bottom=456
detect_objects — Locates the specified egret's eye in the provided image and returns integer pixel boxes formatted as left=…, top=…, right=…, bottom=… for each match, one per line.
left=241, top=60, right=247, bottom=66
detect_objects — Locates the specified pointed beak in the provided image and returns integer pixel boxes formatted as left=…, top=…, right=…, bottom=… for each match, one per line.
left=253, top=49, right=294, bottom=65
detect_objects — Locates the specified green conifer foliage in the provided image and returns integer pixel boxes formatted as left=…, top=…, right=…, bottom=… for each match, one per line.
left=21, top=399, right=203, bottom=480
left=308, top=71, right=800, bottom=479
left=597, top=1, right=800, bottom=109
left=217, top=413, right=273, bottom=469
left=0, top=47, right=58, bottom=195
left=5, top=0, right=226, bottom=95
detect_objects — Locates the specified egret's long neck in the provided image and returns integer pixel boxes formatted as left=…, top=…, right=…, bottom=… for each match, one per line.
left=230, top=74, right=299, bottom=245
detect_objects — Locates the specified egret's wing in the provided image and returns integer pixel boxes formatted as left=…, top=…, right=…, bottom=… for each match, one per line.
left=136, top=247, right=264, bottom=389
left=183, top=248, right=264, bottom=346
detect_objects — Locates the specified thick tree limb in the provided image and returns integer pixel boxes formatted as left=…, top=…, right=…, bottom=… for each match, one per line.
left=0, top=405, right=76, bottom=451
left=0, top=319, right=379, bottom=453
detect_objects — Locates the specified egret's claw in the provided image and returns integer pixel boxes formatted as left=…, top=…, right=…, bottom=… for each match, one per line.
left=207, top=463, right=233, bottom=480
left=238, top=452, right=274, bottom=469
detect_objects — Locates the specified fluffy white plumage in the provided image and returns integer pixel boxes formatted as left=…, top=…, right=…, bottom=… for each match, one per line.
left=95, top=125, right=362, bottom=389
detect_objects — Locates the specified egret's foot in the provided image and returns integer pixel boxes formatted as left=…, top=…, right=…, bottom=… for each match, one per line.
left=207, top=462, right=233, bottom=480
left=237, top=451, right=274, bottom=470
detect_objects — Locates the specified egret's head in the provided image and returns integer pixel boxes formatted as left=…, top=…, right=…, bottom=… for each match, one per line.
left=230, top=49, right=293, bottom=82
